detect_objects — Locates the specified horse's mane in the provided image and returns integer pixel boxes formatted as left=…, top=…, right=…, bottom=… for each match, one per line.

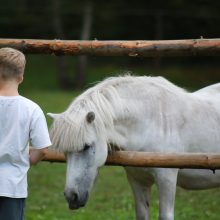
left=50, top=75, right=187, bottom=152
left=50, top=76, right=122, bottom=152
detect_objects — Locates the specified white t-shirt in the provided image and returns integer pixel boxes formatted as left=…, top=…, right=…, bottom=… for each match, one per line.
left=0, top=96, right=51, bottom=198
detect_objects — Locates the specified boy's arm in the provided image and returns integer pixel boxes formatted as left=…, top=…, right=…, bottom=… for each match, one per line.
left=29, top=147, right=48, bottom=166
left=29, top=107, right=52, bottom=166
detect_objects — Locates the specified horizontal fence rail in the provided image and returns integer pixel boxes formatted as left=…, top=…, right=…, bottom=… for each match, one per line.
left=1, top=38, right=220, bottom=57
left=36, top=149, right=220, bottom=170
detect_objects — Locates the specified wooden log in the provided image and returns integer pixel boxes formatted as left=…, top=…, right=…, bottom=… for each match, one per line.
left=1, top=38, right=220, bottom=57
left=40, top=149, right=220, bottom=170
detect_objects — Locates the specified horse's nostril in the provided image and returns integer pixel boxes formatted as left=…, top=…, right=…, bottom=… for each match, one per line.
left=71, top=192, right=78, bottom=202
left=64, top=190, right=78, bottom=203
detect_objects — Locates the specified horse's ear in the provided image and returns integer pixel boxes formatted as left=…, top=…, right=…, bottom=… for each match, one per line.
left=86, top=111, right=95, bottom=123
left=47, top=113, right=60, bottom=120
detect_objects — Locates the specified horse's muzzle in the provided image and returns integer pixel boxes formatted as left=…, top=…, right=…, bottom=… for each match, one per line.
left=64, top=190, right=88, bottom=210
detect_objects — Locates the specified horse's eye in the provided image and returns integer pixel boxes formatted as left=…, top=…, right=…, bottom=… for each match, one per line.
left=83, top=144, right=90, bottom=151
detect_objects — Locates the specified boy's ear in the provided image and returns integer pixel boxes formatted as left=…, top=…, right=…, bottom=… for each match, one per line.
left=17, top=75, right=23, bottom=84
left=47, top=113, right=60, bottom=119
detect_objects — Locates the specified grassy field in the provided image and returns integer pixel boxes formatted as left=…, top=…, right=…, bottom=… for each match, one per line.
left=20, top=56, right=220, bottom=219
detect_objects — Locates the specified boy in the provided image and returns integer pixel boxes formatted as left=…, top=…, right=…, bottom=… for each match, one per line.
left=0, top=47, right=52, bottom=220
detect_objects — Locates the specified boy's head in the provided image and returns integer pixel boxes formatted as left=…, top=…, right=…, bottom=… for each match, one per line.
left=0, top=47, right=26, bottom=82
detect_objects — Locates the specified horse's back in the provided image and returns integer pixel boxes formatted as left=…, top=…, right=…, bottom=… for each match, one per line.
left=194, top=83, right=220, bottom=98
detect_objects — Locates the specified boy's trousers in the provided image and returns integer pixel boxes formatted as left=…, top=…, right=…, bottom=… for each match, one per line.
left=0, top=197, right=25, bottom=220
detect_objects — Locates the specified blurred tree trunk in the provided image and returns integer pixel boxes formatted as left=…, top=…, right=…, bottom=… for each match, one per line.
left=52, top=0, right=73, bottom=89
left=154, top=10, right=163, bottom=68
left=74, top=0, right=93, bottom=89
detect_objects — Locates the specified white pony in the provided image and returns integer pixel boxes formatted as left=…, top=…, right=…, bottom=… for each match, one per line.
left=49, top=75, right=220, bottom=220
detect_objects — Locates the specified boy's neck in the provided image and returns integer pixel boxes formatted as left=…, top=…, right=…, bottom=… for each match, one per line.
left=0, top=80, right=19, bottom=96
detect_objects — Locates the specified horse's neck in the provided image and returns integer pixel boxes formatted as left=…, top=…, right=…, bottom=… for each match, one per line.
left=107, top=122, right=128, bottom=149
left=105, top=90, right=189, bottom=152
left=100, top=77, right=189, bottom=151
left=105, top=101, right=145, bottom=151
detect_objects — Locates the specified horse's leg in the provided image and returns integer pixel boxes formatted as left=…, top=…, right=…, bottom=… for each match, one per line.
left=154, top=168, right=178, bottom=220
left=126, top=172, right=151, bottom=220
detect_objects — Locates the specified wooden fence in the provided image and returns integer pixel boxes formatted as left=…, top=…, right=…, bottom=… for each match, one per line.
left=1, top=38, right=220, bottom=57
left=3, top=37, right=220, bottom=170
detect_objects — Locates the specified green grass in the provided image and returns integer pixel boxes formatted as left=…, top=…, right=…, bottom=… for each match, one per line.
left=23, top=90, right=220, bottom=220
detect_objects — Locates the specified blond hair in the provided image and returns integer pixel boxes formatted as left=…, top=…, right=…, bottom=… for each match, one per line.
left=0, top=47, right=26, bottom=80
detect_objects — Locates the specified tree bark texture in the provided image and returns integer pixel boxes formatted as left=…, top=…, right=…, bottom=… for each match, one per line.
left=1, top=38, right=220, bottom=57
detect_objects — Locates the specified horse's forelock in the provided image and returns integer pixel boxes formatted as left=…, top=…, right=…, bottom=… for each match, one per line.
left=50, top=114, right=88, bottom=152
